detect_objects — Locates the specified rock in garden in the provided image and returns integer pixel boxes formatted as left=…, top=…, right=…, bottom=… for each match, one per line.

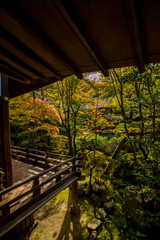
left=98, top=208, right=107, bottom=219
left=91, top=193, right=99, bottom=202
left=89, top=230, right=97, bottom=240
left=103, top=161, right=109, bottom=168
left=87, top=218, right=102, bottom=232
left=103, top=201, right=114, bottom=214
left=85, top=183, right=91, bottom=195
left=122, top=185, right=143, bottom=230
left=123, top=185, right=141, bottom=214
left=92, top=183, right=100, bottom=193
left=77, top=185, right=85, bottom=197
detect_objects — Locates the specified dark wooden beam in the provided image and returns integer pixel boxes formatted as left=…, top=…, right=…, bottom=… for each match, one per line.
left=0, top=64, right=31, bottom=85
left=57, top=0, right=109, bottom=77
left=0, top=26, right=62, bottom=79
left=0, top=47, right=47, bottom=81
left=1, top=2, right=83, bottom=79
left=0, top=74, right=13, bottom=187
left=0, top=60, right=32, bottom=85
left=124, top=0, right=144, bottom=73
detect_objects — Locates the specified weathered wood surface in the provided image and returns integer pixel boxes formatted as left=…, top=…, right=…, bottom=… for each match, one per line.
left=0, top=147, right=82, bottom=237
left=0, top=75, right=13, bottom=187
left=1, top=1, right=160, bottom=98
left=11, top=146, right=72, bottom=169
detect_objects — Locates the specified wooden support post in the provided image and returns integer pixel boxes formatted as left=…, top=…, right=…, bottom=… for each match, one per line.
left=71, top=180, right=78, bottom=207
left=26, top=148, right=29, bottom=162
left=30, top=213, right=35, bottom=225
left=55, top=166, right=62, bottom=182
left=45, top=153, right=48, bottom=168
left=32, top=176, right=40, bottom=198
left=0, top=204, right=10, bottom=217
left=56, top=174, right=61, bottom=183
left=0, top=74, right=13, bottom=187
left=72, top=157, right=76, bottom=172
left=70, top=180, right=79, bottom=214
left=35, top=156, right=38, bottom=163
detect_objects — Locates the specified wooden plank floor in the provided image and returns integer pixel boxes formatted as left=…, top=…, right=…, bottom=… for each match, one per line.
left=0, top=156, right=79, bottom=238
left=0, top=160, right=44, bottom=204
left=12, top=159, right=43, bottom=184
left=1, top=159, right=56, bottom=208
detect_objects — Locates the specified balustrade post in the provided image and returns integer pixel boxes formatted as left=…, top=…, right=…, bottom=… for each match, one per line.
left=56, top=174, right=61, bottom=183
left=72, top=157, right=76, bottom=172
left=32, top=177, right=40, bottom=198
left=26, top=148, right=29, bottom=162
left=56, top=166, right=61, bottom=183
left=0, top=204, right=10, bottom=217
left=45, top=153, right=48, bottom=168
left=35, top=156, right=38, bottom=163
left=15, top=151, right=18, bottom=160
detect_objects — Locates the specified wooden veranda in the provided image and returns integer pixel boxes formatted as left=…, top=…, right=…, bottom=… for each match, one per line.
left=1, top=0, right=160, bottom=187
left=1, top=0, right=160, bottom=238
left=0, top=146, right=83, bottom=238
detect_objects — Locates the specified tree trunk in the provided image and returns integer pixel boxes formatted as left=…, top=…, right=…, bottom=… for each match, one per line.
left=135, top=81, right=148, bottom=159
left=73, top=113, right=77, bottom=156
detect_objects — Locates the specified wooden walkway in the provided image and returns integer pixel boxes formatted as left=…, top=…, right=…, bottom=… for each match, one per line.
left=12, top=159, right=44, bottom=183
left=0, top=146, right=82, bottom=238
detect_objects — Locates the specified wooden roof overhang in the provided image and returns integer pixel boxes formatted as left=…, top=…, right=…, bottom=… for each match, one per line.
left=0, top=0, right=160, bottom=98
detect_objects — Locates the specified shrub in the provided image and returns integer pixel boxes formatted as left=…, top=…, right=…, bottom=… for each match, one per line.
left=86, top=150, right=107, bottom=181
left=50, top=135, right=69, bottom=154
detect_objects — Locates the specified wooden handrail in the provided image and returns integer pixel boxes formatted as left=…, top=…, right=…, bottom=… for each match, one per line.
left=0, top=156, right=76, bottom=196
left=0, top=146, right=82, bottom=237
left=11, top=145, right=74, bottom=171
left=0, top=165, right=72, bottom=209
left=0, top=172, right=78, bottom=237
left=11, top=146, right=26, bottom=151
left=46, top=152, right=71, bottom=158
left=11, top=145, right=72, bottom=158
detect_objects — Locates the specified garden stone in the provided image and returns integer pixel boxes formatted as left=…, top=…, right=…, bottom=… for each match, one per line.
left=98, top=208, right=107, bottom=219
left=85, top=183, right=91, bottom=195
left=92, top=183, right=100, bottom=193
left=87, top=218, right=102, bottom=232
left=77, top=185, right=85, bottom=197
left=89, top=230, right=97, bottom=240
left=123, top=185, right=144, bottom=231
left=91, top=193, right=99, bottom=202
left=123, top=185, right=141, bottom=214
left=103, top=201, right=114, bottom=214
left=103, top=161, right=109, bottom=168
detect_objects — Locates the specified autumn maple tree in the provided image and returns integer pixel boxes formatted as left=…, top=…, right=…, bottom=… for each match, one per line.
left=9, top=92, right=60, bottom=148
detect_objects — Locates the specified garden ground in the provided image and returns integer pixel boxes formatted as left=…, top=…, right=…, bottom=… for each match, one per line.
left=20, top=188, right=94, bottom=240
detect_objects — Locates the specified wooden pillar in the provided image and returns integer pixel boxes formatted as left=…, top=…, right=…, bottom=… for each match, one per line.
left=32, top=176, right=40, bottom=198
left=0, top=74, right=13, bottom=187
left=71, top=181, right=78, bottom=207
left=70, top=180, right=79, bottom=214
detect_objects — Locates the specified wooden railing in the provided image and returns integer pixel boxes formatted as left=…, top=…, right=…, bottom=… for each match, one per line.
left=11, top=145, right=72, bottom=169
left=0, top=147, right=82, bottom=237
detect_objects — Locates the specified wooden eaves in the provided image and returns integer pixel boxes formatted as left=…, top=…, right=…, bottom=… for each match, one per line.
left=0, top=0, right=160, bottom=98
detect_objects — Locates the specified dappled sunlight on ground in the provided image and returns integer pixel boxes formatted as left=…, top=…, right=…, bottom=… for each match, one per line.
left=23, top=188, right=94, bottom=240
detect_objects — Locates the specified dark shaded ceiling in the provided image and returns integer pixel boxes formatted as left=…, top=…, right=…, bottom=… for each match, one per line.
left=0, top=0, right=160, bottom=98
